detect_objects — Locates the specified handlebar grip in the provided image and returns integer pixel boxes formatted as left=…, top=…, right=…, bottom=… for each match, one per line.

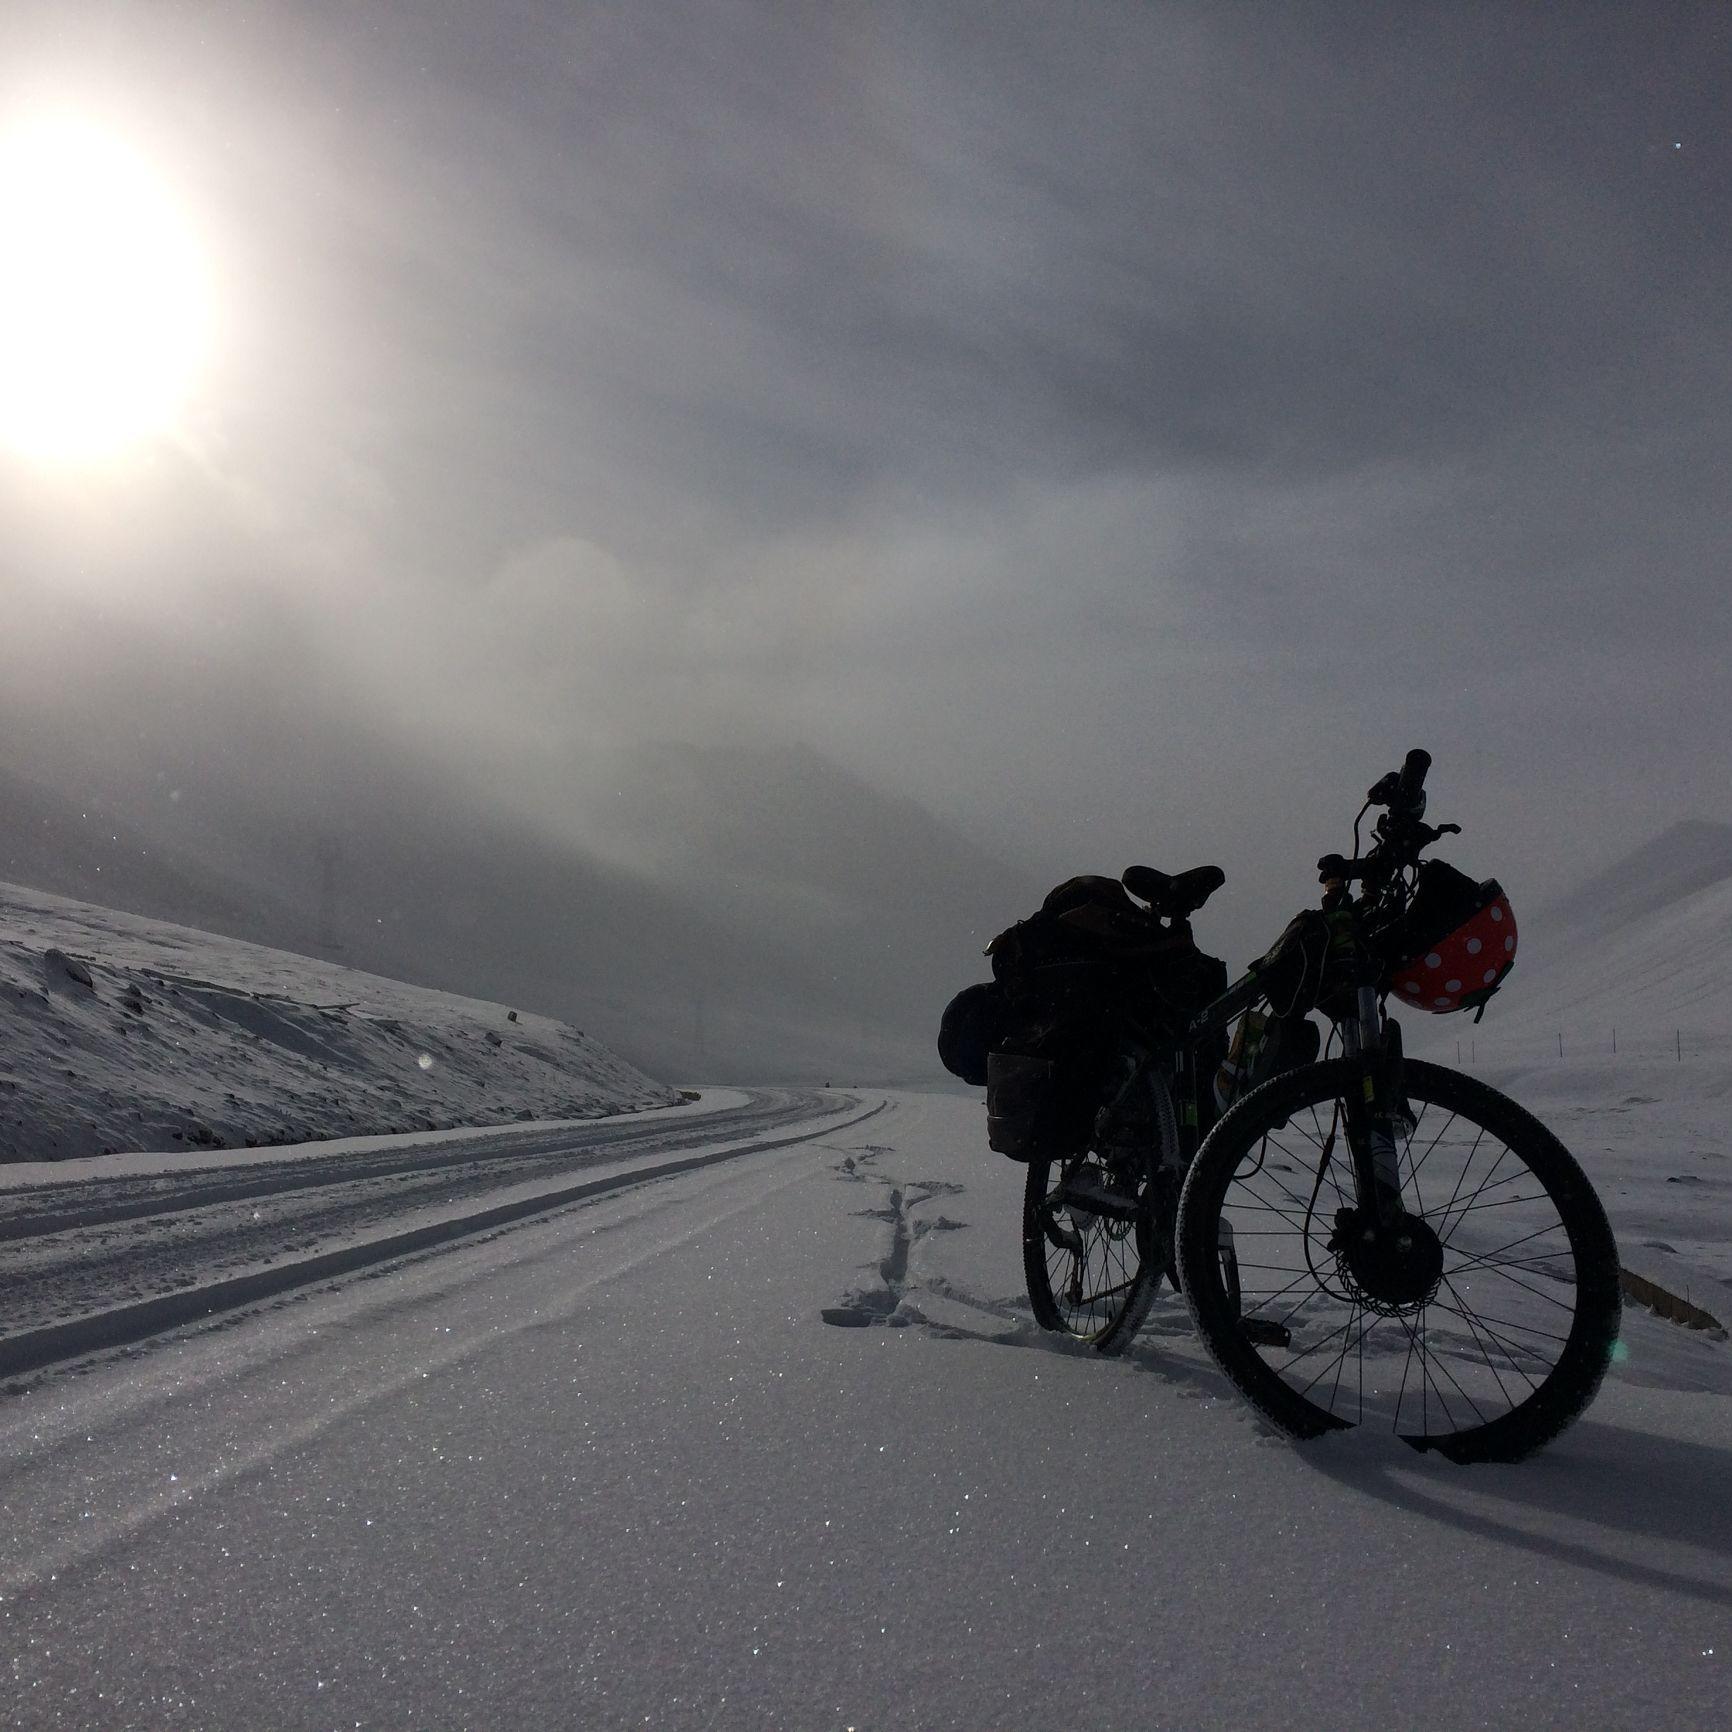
left=1395, top=749, right=1431, bottom=806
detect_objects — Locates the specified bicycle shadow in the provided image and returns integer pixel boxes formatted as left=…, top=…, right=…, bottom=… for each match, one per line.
left=870, top=1255, right=1732, bottom=1613
left=1298, top=1412, right=1732, bottom=1611
left=815, top=1144, right=1732, bottom=1612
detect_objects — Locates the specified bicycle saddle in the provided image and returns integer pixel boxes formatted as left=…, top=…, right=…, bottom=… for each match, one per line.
left=1122, top=863, right=1225, bottom=918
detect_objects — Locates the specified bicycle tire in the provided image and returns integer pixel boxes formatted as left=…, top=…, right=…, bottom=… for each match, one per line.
left=1021, top=1072, right=1177, bottom=1354
left=1175, top=1057, right=1620, bottom=1462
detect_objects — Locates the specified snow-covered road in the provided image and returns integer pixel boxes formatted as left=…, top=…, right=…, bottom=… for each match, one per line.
left=0, top=1089, right=865, bottom=1374
left=2, top=1091, right=1729, bottom=1729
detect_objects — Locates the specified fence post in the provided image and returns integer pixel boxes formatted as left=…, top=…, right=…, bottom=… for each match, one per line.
left=1558, top=1031, right=1563, bottom=1059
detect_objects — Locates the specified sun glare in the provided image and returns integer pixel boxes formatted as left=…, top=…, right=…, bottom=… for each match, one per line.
left=0, top=113, right=210, bottom=461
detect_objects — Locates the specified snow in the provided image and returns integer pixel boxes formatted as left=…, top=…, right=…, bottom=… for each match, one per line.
left=0, top=879, right=677, bottom=1162
left=1, top=1091, right=1727, bottom=1729
left=1398, top=821, right=1732, bottom=1336
left=1408, top=818, right=1732, bottom=1074
left=0, top=826, right=1728, bottom=1726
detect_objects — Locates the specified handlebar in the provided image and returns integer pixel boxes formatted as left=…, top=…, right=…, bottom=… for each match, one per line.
left=1394, top=748, right=1430, bottom=810
left=1365, top=748, right=1430, bottom=816
left=1318, top=749, right=1456, bottom=890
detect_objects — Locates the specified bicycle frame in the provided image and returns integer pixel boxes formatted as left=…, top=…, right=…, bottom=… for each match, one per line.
left=1166, top=953, right=1411, bottom=1232
left=1058, top=750, right=1445, bottom=1290
left=1015, top=751, right=1620, bottom=1455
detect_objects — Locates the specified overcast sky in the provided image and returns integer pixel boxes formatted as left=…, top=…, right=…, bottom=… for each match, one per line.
left=3, top=0, right=1728, bottom=959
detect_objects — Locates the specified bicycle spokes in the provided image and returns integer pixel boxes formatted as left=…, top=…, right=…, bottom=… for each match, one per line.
left=1198, top=1073, right=1600, bottom=1446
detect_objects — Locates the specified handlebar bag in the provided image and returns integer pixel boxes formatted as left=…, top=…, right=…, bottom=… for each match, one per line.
left=1250, top=908, right=1331, bottom=1018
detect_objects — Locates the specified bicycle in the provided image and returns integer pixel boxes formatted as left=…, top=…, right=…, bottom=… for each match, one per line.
left=1020, top=751, right=1622, bottom=1463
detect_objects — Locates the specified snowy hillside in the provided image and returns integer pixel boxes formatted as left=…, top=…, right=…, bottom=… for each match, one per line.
left=1406, top=818, right=1732, bottom=1083
left=0, top=879, right=676, bottom=1162
left=0, top=723, right=1031, bottom=1086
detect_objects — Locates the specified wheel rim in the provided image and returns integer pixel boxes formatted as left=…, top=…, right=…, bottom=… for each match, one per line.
left=1199, top=1076, right=1601, bottom=1446
left=1033, top=1152, right=1157, bottom=1340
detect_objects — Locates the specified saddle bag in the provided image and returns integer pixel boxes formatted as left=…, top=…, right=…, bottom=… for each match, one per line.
left=986, top=875, right=1225, bottom=1032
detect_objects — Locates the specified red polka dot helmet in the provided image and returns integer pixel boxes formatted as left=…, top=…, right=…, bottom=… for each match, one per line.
left=1383, top=862, right=1517, bottom=1015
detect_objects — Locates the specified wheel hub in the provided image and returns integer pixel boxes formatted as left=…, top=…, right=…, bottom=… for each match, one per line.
left=1329, top=1208, right=1444, bottom=1313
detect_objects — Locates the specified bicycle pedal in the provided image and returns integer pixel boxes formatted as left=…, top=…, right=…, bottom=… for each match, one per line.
left=1239, top=1317, right=1291, bottom=1349
left=1055, top=1173, right=1142, bottom=1220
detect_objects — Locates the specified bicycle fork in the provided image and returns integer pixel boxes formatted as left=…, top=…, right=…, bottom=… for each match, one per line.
left=1325, top=989, right=1444, bottom=1311
left=1339, top=985, right=1408, bottom=1227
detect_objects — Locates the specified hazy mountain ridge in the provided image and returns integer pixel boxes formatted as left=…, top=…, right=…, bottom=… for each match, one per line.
left=1410, top=817, right=1732, bottom=1072
left=1, top=717, right=1038, bottom=1082
left=1539, top=818, right=1732, bottom=941
left=0, top=759, right=307, bottom=945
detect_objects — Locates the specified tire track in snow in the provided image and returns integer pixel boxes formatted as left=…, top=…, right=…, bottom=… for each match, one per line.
left=0, top=1144, right=834, bottom=1601
left=0, top=1092, right=821, bottom=1242
left=1, top=1094, right=840, bottom=1338
left=821, top=1151, right=966, bottom=1328
left=0, top=1099, right=886, bottom=1382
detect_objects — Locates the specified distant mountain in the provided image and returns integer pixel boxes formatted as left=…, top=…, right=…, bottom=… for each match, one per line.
left=0, top=721, right=1037, bottom=1084
left=1540, top=819, right=1732, bottom=941
left=591, top=737, right=1045, bottom=1009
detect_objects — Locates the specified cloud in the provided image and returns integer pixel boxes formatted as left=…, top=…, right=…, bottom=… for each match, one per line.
left=2, top=0, right=1728, bottom=970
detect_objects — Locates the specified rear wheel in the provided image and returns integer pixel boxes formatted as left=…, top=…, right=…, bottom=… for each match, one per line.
left=1175, top=1058, right=1620, bottom=1462
left=1021, top=1072, right=1177, bottom=1354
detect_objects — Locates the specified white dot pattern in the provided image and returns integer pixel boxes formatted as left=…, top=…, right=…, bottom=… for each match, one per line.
left=1392, top=896, right=1515, bottom=1011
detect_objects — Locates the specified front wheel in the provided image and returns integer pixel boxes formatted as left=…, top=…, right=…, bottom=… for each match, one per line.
left=1175, top=1058, right=1621, bottom=1462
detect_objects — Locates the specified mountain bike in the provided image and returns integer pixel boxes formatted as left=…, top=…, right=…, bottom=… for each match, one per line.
left=1021, top=751, right=1621, bottom=1462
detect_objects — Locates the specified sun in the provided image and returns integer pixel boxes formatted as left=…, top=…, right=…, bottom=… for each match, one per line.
left=0, top=113, right=210, bottom=461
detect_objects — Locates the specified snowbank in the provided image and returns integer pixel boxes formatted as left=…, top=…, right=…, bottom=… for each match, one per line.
left=0, top=879, right=677, bottom=1161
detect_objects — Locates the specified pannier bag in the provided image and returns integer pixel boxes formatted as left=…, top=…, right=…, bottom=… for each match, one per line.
left=985, top=1048, right=1109, bottom=1160
left=986, top=875, right=1226, bottom=1030
left=964, top=873, right=1227, bottom=1160
left=937, top=981, right=1009, bottom=1087
left=985, top=1051, right=1057, bottom=1158
left=1383, top=860, right=1517, bottom=1016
